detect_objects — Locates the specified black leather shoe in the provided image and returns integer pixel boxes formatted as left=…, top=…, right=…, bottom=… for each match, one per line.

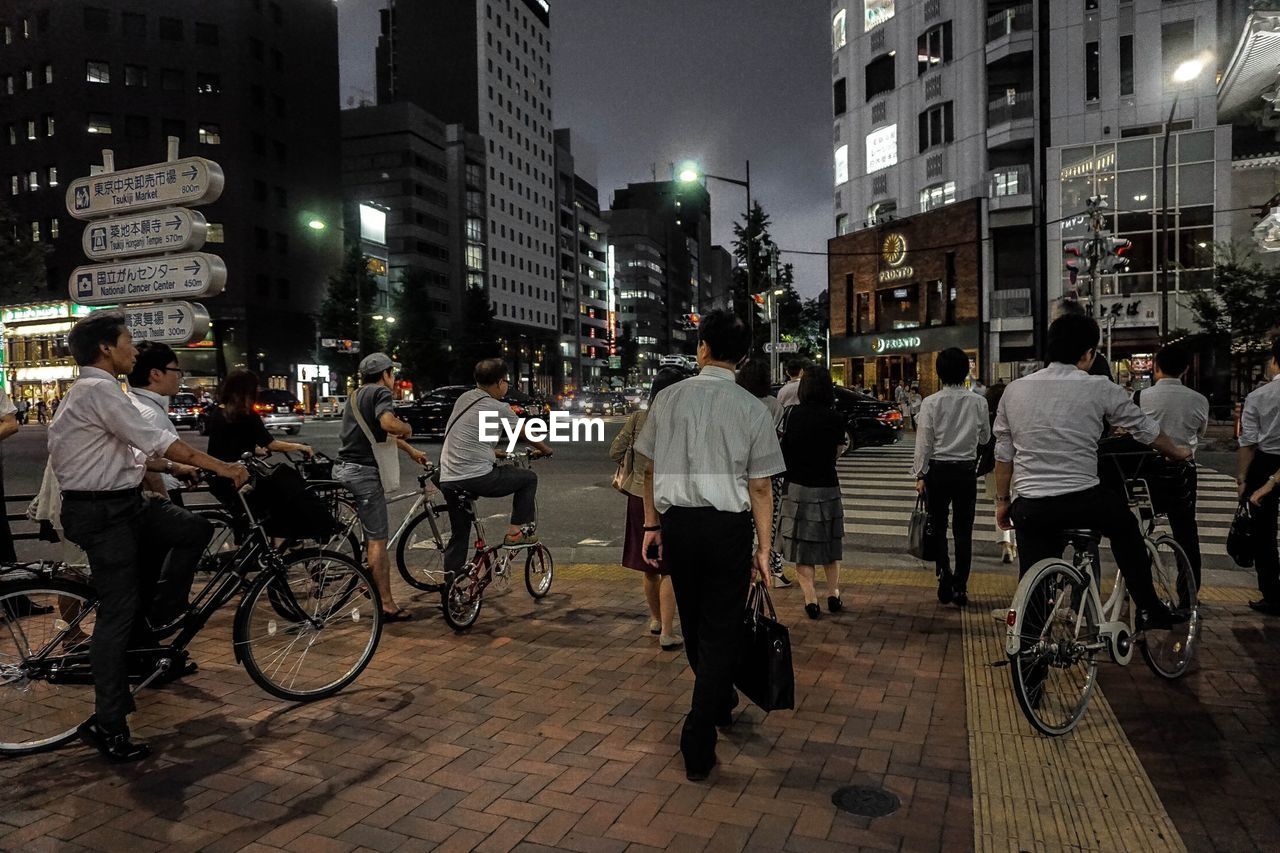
left=953, top=591, right=968, bottom=608
left=804, top=603, right=821, bottom=620
left=685, top=753, right=718, bottom=782
left=937, top=580, right=954, bottom=605
left=77, top=719, right=150, bottom=763
left=827, top=595, right=843, bottom=613
left=1137, top=604, right=1189, bottom=632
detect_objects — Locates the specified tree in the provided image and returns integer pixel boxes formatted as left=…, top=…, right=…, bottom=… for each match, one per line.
left=389, top=267, right=453, bottom=395
left=731, top=201, right=780, bottom=355
left=0, top=198, right=50, bottom=306
left=451, top=285, right=502, bottom=382
left=789, top=290, right=830, bottom=362
left=318, top=244, right=382, bottom=370
left=1187, top=244, right=1280, bottom=347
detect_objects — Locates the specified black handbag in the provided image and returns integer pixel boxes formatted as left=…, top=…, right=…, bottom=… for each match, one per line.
left=907, top=493, right=935, bottom=561
left=1227, top=501, right=1255, bottom=569
left=734, top=582, right=795, bottom=712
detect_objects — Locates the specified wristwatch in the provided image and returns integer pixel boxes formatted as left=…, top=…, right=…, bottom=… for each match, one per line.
left=164, top=460, right=175, bottom=475
left=995, top=494, right=1011, bottom=503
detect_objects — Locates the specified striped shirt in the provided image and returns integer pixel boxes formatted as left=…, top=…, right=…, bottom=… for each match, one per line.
left=1240, top=375, right=1280, bottom=454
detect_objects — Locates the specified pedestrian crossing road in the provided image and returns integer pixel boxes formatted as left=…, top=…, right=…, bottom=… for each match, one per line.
left=837, top=437, right=1247, bottom=571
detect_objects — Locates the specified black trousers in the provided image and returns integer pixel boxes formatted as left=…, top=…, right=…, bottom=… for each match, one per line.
left=1246, top=451, right=1280, bottom=601
left=661, top=506, right=752, bottom=770
left=1166, top=473, right=1201, bottom=591
left=1009, top=485, right=1160, bottom=611
left=924, top=462, right=978, bottom=592
left=441, top=466, right=538, bottom=575
left=60, top=493, right=212, bottom=734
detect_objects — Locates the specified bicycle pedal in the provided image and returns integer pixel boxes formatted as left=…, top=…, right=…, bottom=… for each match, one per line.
left=988, top=659, right=1010, bottom=668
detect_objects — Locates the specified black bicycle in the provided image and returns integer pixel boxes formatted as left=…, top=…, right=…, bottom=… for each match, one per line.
left=0, top=456, right=383, bottom=756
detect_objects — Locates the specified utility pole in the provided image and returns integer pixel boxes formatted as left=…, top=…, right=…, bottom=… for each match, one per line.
left=770, top=246, right=782, bottom=382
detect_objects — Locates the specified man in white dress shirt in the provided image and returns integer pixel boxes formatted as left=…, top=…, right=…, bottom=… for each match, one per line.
left=1238, top=338, right=1280, bottom=614
left=776, top=359, right=806, bottom=408
left=1134, top=345, right=1209, bottom=591
left=993, top=313, right=1191, bottom=630
left=51, top=313, right=247, bottom=762
left=126, top=342, right=201, bottom=505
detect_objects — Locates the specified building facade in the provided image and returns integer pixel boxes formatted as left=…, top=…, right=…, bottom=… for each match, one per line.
left=0, top=0, right=343, bottom=389
left=377, top=0, right=557, bottom=391
left=828, top=198, right=983, bottom=397
left=553, top=129, right=610, bottom=391
left=829, top=0, right=1235, bottom=388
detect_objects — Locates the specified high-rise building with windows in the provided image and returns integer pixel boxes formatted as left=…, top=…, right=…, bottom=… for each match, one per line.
left=828, top=0, right=1235, bottom=396
left=377, top=0, right=557, bottom=391
left=553, top=129, right=609, bottom=391
left=0, top=0, right=342, bottom=395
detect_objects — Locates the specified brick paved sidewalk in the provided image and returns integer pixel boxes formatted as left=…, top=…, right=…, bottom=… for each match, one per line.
left=0, top=567, right=972, bottom=853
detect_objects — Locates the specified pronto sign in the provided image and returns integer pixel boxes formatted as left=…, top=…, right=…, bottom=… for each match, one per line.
left=82, top=207, right=207, bottom=260
left=69, top=252, right=227, bottom=306
left=65, top=157, right=224, bottom=220
left=121, top=301, right=211, bottom=345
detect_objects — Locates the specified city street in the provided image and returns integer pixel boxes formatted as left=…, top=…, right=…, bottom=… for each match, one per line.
left=4, top=424, right=1279, bottom=852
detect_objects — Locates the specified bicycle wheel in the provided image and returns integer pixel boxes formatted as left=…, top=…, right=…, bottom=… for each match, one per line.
left=0, top=577, right=98, bottom=755
left=1140, top=534, right=1199, bottom=680
left=524, top=545, right=553, bottom=599
left=395, top=506, right=451, bottom=592
left=1008, top=560, right=1102, bottom=736
left=442, top=556, right=486, bottom=631
left=233, top=549, right=382, bottom=701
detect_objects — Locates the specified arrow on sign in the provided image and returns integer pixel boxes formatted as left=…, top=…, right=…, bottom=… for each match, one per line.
left=169, top=311, right=184, bottom=322
left=184, top=260, right=202, bottom=274
left=168, top=216, right=183, bottom=229
left=183, top=166, right=199, bottom=180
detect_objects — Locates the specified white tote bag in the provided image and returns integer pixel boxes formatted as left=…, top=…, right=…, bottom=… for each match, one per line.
left=349, top=387, right=401, bottom=492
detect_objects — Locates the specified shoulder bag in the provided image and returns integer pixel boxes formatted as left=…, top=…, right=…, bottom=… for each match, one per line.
left=611, top=416, right=636, bottom=494
left=348, top=387, right=401, bottom=492
left=733, top=582, right=795, bottom=712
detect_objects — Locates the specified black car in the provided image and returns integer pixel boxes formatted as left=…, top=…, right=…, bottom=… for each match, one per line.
left=167, top=392, right=202, bottom=430
left=394, top=385, right=549, bottom=439
left=773, top=384, right=902, bottom=450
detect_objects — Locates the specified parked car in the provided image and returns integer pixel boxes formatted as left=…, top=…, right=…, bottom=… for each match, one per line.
left=394, top=385, right=547, bottom=439
left=167, top=392, right=203, bottom=431
left=255, top=388, right=306, bottom=434
left=579, top=391, right=629, bottom=416
left=772, top=383, right=902, bottom=451
left=317, top=395, right=348, bottom=418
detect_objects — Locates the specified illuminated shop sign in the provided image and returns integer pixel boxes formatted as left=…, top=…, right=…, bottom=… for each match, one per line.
left=871, top=334, right=922, bottom=353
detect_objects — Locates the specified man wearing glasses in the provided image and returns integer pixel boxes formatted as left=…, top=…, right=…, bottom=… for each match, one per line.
left=439, top=358, right=553, bottom=577
left=127, top=342, right=201, bottom=505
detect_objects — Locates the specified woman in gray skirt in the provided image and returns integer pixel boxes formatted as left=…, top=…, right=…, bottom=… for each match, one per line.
left=779, top=366, right=849, bottom=619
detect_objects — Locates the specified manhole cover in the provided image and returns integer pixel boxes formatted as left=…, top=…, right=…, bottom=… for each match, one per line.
left=831, top=785, right=900, bottom=818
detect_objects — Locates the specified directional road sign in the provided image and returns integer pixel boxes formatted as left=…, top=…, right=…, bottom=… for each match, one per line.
left=764, top=341, right=800, bottom=354
left=65, top=157, right=225, bottom=220
left=82, top=207, right=207, bottom=260
left=121, top=301, right=211, bottom=345
left=69, top=252, right=227, bottom=306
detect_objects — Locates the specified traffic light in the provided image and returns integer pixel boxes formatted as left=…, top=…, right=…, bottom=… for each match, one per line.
left=677, top=313, right=700, bottom=330
left=751, top=293, right=768, bottom=322
left=1097, top=237, right=1132, bottom=274
left=1063, top=240, right=1087, bottom=285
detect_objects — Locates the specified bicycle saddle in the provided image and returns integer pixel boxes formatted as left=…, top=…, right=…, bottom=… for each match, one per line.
left=443, top=488, right=478, bottom=502
left=1060, top=529, right=1102, bottom=547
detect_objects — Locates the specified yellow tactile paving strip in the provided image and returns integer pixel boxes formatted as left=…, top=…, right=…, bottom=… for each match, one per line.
left=558, top=563, right=1247, bottom=851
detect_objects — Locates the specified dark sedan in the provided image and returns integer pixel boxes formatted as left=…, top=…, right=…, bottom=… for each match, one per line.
left=773, top=384, right=902, bottom=450
left=167, top=392, right=203, bottom=430
left=394, top=385, right=549, bottom=439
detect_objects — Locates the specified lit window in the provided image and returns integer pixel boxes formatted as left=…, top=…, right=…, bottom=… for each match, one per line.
left=27, top=169, right=37, bottom=190
left=865, top=0, right=895, bottom=32
left=87, top=114, right=112, bottom=134
left=4, top=76, right=12, bottom=95
left=43, top=64, right=52, bottom=84
left=197, top=124, right=221, bottom=145
left=47, top=166, right=57, bottom=186
left=50, top=218, right=58, bottom=238
left=919, top=181, right=955, bottom=211
left=834, top=144, right=849, bottom=186
left=2, top=26, right=10, bottom=44
left=30, top=221, right=40, bottom=242
left=832, top=10, right=847, bottom=51
left=26, top=120, right=36, bottom=140
left=44, top=115, right=54, bottom=137
left=9, top=175, right=17, bottom=195
left=86, top=61, right=110, bottom=84
left=24, top=69, right=33, bottom=89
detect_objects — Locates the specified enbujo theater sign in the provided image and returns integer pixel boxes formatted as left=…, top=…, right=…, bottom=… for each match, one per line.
left=878, top=233, right=913, bottom=283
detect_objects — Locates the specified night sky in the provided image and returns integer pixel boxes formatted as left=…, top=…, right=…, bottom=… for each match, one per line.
left=337, top=0, right=832, bottom=298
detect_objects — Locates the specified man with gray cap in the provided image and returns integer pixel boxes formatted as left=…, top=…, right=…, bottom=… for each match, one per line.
left=335, top=352, right=429, bottom=621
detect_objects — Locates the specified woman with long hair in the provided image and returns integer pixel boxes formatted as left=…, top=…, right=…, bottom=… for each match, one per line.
left=610, top=367, right=688, bottom=650
left=204, top=369, right=312, bottom=502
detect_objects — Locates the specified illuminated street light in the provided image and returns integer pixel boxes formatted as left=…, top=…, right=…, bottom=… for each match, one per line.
left=307, top=218, right=326, bottom=231
left=1159, top=54, right=1209, bottom=342
left=1172, top=58, right=1206, bottom=83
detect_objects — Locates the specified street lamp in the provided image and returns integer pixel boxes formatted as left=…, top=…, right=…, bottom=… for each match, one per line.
left=1159, top=56, right=1207, bottom=343
left=307, top=218, right=327, bottom=231
left=678, top=161, right=755, bottom=342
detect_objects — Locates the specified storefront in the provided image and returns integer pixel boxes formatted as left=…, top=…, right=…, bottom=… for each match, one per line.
left=828, top=199, right=984, bottom=395
left=1, top=302, right=99, bottom=403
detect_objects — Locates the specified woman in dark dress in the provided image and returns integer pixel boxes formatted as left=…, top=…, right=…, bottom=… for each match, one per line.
left=779, top=366, right=849, bottom=619
left=205, top=369, right=312, bottom=506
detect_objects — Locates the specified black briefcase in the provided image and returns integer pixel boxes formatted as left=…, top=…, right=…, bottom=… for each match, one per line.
left=733, top=582, right=795, bottom=712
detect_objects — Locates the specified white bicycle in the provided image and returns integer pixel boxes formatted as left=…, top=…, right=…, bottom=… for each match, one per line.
left=1003, top=454, right=1200, bottom=736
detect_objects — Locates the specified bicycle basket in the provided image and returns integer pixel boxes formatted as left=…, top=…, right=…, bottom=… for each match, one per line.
left=252, top=464, right=340, bottom=542
left=298, top=452, right=335, bottom=481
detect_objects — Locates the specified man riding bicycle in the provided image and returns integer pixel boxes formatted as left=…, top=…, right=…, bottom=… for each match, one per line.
left=439, top=359, right=553, bottom=576
left=993, top=312, right=1192, bottom=631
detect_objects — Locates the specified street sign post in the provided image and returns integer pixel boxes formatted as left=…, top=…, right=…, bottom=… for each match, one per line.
left=121, top=301, right=211, bottom=345
left=764, top=341, right=799, bottom=354
left=65, top=157, right=224, bottom=220
left=82, top=207, right=207, bottom=260
left=69, top=252, right=227, bottom=306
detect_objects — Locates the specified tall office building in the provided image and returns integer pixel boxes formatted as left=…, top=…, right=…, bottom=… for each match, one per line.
left=827, top=0, right=1233, bottom=394
left=553, top=129, right=610, bottom=391
left=0, top=0, right=342, bottom=398
left=377, top=0, right=557, bottom=390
